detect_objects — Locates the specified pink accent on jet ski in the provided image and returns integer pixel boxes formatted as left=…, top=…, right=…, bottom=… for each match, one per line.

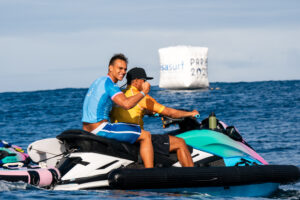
left=0, top=170, right=31, bottom=183
left=0, top=167, right=60, bottom=187
left=218, top=120, right=268, bottom=165
left=36, top=168, right=53, bottom=187
left=241, top=143, right=268, bottom=165
left=231, top=126, right=268, bottom=165
left=0, top=170, right=29, bottom=179
left=218, top=121, right=228, bottom=129
left=37, top=167, right=60, bottom=187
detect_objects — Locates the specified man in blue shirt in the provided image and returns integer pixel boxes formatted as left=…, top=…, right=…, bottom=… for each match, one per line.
left=82, top=54, right=154, bottom=168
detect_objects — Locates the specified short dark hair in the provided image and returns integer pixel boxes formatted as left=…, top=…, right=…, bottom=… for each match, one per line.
left=109, top=53, right=128, bottom=66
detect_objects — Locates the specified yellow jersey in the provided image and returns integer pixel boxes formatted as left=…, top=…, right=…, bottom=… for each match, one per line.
left=110, top=85, right=165, bottom=129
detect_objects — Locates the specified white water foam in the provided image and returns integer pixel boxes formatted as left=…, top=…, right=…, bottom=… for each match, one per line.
left=0, top=180, right=29, bottom=191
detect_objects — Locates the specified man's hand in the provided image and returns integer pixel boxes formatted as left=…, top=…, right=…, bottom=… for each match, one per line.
left=190, top=110, right=199, bottom=117
left=142, top=81, right=150, bottom=94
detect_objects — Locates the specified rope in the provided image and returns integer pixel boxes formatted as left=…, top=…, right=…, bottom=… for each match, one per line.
left=30, top=148, right=76, bottom=163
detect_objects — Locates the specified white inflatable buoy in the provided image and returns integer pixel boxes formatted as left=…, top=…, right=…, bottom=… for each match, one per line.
left=158, top=46, right=209, bottom=89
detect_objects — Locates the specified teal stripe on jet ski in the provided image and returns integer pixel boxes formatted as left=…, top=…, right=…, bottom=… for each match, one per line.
left=177, top=129, right=260, bottom=161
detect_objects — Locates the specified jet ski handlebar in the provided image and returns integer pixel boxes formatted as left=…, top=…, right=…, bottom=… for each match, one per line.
left=150, top=111, right=200, bottom=129
left=161, top=115, right=200, bottom=129
left=162, top=116, right=183, bottom=128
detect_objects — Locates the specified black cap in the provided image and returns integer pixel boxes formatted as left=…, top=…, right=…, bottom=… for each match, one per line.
left=126, top=67, right=153, bottom=83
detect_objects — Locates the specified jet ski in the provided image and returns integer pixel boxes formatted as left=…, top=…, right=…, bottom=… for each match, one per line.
left=1, top=115, right=300, bottom=197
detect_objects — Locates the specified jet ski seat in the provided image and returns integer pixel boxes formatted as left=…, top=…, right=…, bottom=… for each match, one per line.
left=57, top=129, right=139, bottom=162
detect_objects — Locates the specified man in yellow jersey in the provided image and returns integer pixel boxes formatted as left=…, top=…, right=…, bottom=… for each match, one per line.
left=111, top=67, right=199, bottom=167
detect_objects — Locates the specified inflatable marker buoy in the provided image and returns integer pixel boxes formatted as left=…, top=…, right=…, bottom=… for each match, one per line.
left=158, top=46, right=209, bottom=89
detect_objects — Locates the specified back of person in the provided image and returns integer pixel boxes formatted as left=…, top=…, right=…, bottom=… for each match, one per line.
left=82, top=76, right=121, bottom=123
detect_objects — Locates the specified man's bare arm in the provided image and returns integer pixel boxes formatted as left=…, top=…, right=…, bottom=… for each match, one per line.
left=160, top=107, right=199, bottom=119
left=142, top=96, right=199, bottom=119
left=113, top=82, right=150, bottom=110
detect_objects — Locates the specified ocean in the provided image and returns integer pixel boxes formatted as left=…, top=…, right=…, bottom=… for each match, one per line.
left=0, top=80, right=299, bottom=199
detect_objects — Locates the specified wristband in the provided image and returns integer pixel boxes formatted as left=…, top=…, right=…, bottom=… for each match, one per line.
left=194, top=114, right=200, bottom=118
left=140, top=91, right=146, bottom=96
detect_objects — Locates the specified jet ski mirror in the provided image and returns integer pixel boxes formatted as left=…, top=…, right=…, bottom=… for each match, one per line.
left=225, top=126, right=243, bottom=142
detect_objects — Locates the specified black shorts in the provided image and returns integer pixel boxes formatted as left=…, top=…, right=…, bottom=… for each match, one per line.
left=151, top=134, right=170, bottom=156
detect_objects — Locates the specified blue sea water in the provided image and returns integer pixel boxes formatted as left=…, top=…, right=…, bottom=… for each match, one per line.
left=0, top=80, right=299, bottom=199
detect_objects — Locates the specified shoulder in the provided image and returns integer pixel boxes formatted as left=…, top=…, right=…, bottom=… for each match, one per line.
left=104, top=77, right=119, bottom=88
left=90, top=76, right=106, bottom=86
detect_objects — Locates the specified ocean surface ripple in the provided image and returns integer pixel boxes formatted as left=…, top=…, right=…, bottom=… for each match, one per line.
left=0, top=80, right=299, bottom=199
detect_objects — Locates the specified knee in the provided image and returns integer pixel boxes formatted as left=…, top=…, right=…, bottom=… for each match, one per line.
left=170, top=136, right=187, bottom=149
left=141, top=130, right=151, bottom=141
left=177, top=138, right=187, bottom=148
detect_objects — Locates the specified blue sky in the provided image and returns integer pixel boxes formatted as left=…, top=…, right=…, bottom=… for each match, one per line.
left=0, top=0, right=299, bottom=92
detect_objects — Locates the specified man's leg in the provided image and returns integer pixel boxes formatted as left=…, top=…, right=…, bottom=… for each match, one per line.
left=96, top=123, right=153, bottom=168
left=169, top=136, right=194, bottom=167
left=136, top=130, right=154, bottom=168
